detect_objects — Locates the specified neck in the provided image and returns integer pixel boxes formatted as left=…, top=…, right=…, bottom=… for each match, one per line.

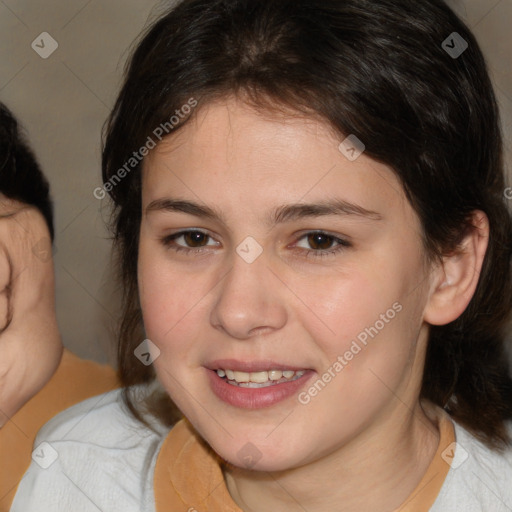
left=224, top=400, right=440, bottom=512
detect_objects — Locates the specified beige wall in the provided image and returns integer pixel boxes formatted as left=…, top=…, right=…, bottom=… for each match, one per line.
left=0, top=1, right=511, bottom=364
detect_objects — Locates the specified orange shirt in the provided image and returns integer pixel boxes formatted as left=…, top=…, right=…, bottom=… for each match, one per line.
left=0, top=349, right=119, bottom=511
left=154, top=408, right=455, bottom=512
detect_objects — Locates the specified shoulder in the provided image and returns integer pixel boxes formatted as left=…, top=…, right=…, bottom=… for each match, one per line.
left=11, top=387, right=170, bottom=512
left=53, top=348, right=119, bottom=394
left=34, top=386, right=164, bottom=445
left=432, top=420, right=512, bottom=511
left=27, top=349, right=120, bottom=426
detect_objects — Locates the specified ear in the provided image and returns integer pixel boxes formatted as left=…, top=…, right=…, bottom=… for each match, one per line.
left=424, top=211, right=489, bottom=326
left=0, top=245, right=10, bottom=332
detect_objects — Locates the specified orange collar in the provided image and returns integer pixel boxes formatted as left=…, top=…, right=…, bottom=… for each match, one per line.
left=154, top=419, right=242, bottom=511
left=395, top=407, right=454, bottom=511
left=154, top=408, right=454, bottom=512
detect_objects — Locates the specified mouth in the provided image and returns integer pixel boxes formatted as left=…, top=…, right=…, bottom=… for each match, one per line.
left=205, top=360, right=314, bottom=409
left=216, top=368, right=306, bottom=388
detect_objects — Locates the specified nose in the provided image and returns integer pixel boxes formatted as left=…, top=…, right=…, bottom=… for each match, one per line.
left=210, top=254, right=288, bottom=340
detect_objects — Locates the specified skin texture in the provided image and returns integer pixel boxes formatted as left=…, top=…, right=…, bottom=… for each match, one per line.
left=0, top=196, right=62, bottom=427
left=138, top=97, right=488, bottom=511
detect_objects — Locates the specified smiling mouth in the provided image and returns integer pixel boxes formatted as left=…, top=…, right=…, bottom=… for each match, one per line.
left=216, top=368, right=307, bottom=388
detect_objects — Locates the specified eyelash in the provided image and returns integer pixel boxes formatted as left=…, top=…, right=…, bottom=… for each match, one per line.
left=160, top=230, right=352, bottom=259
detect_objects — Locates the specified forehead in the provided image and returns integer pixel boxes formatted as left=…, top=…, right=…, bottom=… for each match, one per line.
left=142, top=98, right=408, bottom=219
left=147, top=98, right=345, bottom=168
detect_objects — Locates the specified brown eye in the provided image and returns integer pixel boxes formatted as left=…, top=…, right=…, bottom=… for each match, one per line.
left=183, top=231, right=209, bottom=247
left=161, top=230, right=219, bottom=254
left=294, top=231, right=352, bottom=259
left=307, top=232, right=336, bottom=250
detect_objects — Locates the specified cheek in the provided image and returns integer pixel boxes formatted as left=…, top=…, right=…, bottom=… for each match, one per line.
left=292, top=264, right=400, bottom=354
left=139, top=274, right=180, bottom=335
left=138, top=245, right=191, bottom=344
left=294, top=254, right=425, bottom=384
left=137, top=243, right=216, bottom=365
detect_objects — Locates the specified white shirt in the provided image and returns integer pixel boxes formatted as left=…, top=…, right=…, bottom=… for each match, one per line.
left=10, top=389, right=168, bottom=512
left=10, top=388, right=512, bottom=511
left=431, top=421, right=512, bottom=511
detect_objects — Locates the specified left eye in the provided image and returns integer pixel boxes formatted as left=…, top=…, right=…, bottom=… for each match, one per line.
left=294, top=231, right=351, bottom=257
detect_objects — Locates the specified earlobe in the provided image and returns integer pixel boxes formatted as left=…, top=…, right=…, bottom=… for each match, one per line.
left=424, top=211, right=489, bottom=326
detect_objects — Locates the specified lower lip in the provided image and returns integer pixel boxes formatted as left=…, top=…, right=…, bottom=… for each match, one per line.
left=206, top=369, right=314, bottom=409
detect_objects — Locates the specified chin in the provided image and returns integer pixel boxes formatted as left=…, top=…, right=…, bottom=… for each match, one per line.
left=203, top=431, right=306, bottom=473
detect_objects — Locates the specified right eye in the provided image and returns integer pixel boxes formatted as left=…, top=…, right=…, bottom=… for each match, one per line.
left=160, top=230, right=220, bottom=254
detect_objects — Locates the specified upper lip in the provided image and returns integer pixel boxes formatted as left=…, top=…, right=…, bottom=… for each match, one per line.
left=206, top=359, right=311, bottom=373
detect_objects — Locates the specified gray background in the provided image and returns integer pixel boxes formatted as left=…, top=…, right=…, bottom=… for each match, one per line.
left=0, top=0, right=510, bottom=364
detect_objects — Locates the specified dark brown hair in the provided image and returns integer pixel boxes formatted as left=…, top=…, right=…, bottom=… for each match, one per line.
left=102, top=0, right=512, bottom=448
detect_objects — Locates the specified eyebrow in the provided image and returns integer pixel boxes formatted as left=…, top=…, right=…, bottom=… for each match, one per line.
left=145, top=198, right=382, bottom=225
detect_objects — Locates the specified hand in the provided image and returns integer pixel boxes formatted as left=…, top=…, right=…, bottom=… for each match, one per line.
left=0, top=200, right=62, bottom=426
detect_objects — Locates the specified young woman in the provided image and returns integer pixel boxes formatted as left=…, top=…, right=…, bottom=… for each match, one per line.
left=12, top=0, right=512, bottom=511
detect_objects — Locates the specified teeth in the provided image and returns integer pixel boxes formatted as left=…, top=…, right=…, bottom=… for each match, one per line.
left=238, top=381, right=278, bottom=388
left=250, top=371, right=270, bottom=383
left=268, top=370, right=282, bottom=381
left=234, top=371, right=250, bottom=382
left=216, top=368, right=306, bottom=385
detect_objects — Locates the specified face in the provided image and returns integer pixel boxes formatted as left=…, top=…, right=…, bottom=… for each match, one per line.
left=138, top=98, right=435, bottom=472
